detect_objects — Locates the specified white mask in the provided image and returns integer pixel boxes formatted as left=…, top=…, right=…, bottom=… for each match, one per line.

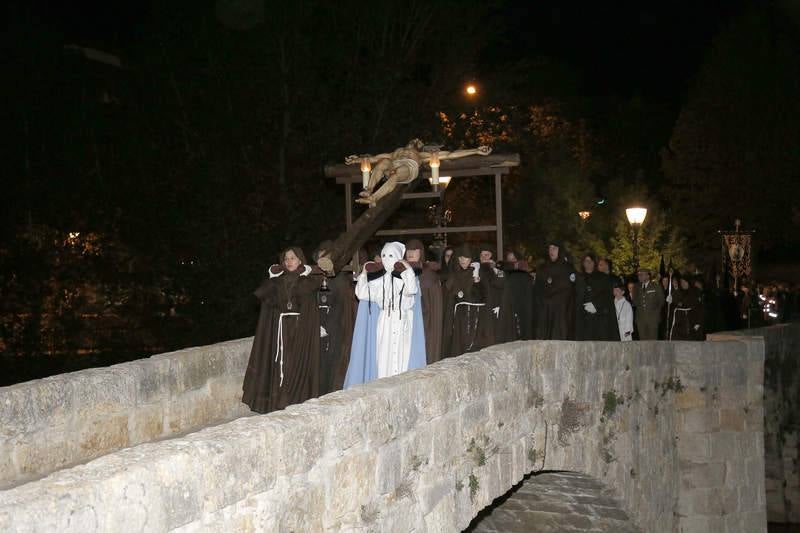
left=380, top=241, right=406, bottom=272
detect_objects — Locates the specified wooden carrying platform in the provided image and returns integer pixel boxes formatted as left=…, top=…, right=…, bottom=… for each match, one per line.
left=322, top=153, right=520, bottom=271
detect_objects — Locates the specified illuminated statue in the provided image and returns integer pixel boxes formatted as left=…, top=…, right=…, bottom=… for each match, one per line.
left=345, top=140, right=491, bottom=207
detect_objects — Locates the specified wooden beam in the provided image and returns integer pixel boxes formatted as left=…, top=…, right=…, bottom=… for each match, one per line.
left=324, top=153, right=520, bottom=178
left=344, top=182, right=352, bottom=230
left=403, top=192, right=443, bottom=200
left=495, top=171, right=503, bottom=260
left=334, top=167, right=512, bottom=184
left=325, top=179, right=420, bottom=272
left=375, top=225, right=497, bottom=237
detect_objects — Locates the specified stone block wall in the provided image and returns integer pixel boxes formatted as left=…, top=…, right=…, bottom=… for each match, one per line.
left=711, top=323, right=800, bottom=523
left=0, top=339, right=766, bottom=532
left=0, top=338, right=253, bottom=488
left=674, top=338, right=767, bottom=532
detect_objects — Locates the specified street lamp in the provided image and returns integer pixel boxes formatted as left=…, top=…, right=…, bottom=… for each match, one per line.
left=465, top=84, right=477, bottom=96
left=578, top=210, right=591, bottom=220
left=625, top=207, right=647, bottom=272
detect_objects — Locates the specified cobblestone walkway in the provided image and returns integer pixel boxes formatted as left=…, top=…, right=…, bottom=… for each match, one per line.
left=465, top=471, right=642, bottom=533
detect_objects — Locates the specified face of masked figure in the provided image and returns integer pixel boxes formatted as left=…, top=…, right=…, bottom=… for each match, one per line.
left=380, top=242, right=406, bottom=272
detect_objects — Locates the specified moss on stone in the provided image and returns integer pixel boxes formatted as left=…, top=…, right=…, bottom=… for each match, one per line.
left=469, top=473, right=479, bottom=501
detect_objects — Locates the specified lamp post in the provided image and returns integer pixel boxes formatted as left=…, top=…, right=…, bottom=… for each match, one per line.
left=625, top=207, right=648, bottom=272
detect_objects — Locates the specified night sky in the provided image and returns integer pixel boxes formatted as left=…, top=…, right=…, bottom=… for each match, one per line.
left=15, top=0, right=748, bottom=108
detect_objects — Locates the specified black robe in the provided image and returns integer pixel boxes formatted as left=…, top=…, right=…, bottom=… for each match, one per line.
left=476, top=262, right=504, bottom=347
left=575, top=271, right=618, bottom=341
left=534, top=258, right=576, bottom=340
left=317, top=270, right=356, bottom=395
left=242, top=267, right=320, bottom=414
left=498, top=264, right=534, bottom=342
left=442, top=267, right=485, bottom=358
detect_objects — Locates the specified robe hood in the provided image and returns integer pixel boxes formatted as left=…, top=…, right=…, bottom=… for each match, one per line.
left=380, top=242, right=406, bottom=272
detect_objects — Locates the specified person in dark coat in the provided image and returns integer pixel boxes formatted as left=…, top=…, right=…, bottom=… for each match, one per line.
left=242, top=247, right=320, bottom=414
left=313, top=241, right=356, bottom=394
left=476, top=244, right=504, bottom=347
left=498, top=250, right=534, bottom=342
left=442, top=244, right=486, bottom=357
left=575, top=254, right=618, bottom=341
left=405, top=239, right=444, bottom=364
left=533, top=241, right=576, bottom=340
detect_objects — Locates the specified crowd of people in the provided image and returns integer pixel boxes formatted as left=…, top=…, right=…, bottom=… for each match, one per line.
left=241, top=239, right=799, bottom=414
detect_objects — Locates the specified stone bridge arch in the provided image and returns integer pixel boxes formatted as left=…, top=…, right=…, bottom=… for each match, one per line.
left=467, top=470, right=640, bottom=532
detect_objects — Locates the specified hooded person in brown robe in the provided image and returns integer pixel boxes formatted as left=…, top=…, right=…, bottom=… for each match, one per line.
left=242, top=247, right=320, bottom=414
left=442, top=244, right=486, bottom=357
left=313, top=241, right=357, bottom=394
left=405, top=239, right=444, bottom=364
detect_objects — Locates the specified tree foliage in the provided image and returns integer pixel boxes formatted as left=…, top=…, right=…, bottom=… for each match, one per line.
left=662, top=6, right=800, bottom=254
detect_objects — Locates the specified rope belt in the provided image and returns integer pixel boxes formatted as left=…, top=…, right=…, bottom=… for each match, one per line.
left=454, top=301, right=486, bottom=313
left=275, top=312, right=300, bottom=386
left=454, top=302, right=485, bottom=351
left=670, top=307, right=692, bottom=341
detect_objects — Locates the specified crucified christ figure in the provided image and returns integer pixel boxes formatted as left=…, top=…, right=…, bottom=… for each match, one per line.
left=344, top=139, right=492, bottom=207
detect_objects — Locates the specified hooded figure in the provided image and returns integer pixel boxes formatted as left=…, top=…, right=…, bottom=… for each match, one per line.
left=574, top=254, right=617, bottom=341
left=442, top=244, right=487, bottom=357
left=476, top=244, right=504, bottom=347
left=242, top=247, right=320, bottom=413
left=344, top=241, right=425, bottom=386
left=313, top=241, right=357, bottom=394
left=533, top=241, right=576, bottom=340
left=406, top=239, right=443, bottom=364
left=498, top=250, right=534, bottom=342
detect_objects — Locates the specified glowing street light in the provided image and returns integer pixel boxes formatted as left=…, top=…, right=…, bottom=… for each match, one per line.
left=465, top=84, right=477, bottom=96
left=625, top=207, right=648, bottom=226
left=625, top=207, right=648, bottom=272
left=578, top=210, right=591, bottom=220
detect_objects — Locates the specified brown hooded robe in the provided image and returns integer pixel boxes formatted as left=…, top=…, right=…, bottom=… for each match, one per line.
left=242, top=250, right=320, bottom=414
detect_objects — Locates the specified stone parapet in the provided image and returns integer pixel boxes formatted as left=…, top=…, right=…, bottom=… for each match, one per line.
left=0, top=339, right=767, bottom=532
left=0, top=338, right=253, bottom=488
left=711, top=323, right=800, bottom=524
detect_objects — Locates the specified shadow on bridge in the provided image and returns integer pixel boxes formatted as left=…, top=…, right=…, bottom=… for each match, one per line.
left=466, top=470, right=641, bottom=533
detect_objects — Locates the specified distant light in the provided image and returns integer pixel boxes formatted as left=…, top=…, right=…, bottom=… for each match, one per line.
left=596, top=198, right=607, bottom=205
left=578, top=210, right=591, bottom=220
left=626, top=207, right=648, bottom=226
left=768, top=312, right=778, bottom=318
left=466, top=85, right=477, bottom=96
left=428, top=176, right=452, bottom=187
left=68, top=232, right=80, bottom=239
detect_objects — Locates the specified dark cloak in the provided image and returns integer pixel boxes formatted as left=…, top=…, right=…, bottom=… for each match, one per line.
left=498, top=261, right=534, bottom=342
left=242, top=265, right=320, bottom=414
left=316, top=269, right=356, bottom=394
left=475, top=262, right=504, bottom=347
left=442, top=266, right=486, bottom=357
left=416, top=263, right=444, bottom=364
left=533, top=254, right=576, bottom=340
left=575, top=271, right=618, bottom=341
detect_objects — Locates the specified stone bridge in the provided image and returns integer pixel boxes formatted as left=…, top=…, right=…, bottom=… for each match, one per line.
left=1, top=324, right=798, bottom=532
